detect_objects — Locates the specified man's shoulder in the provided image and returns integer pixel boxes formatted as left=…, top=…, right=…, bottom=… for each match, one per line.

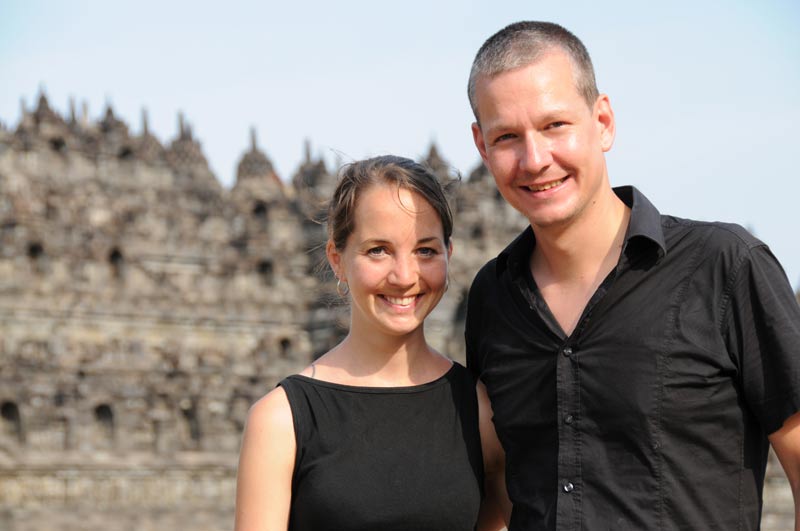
left=471, top=225, right=535, bottom=286
left=470, top=256, right=502, bottom=292
left=661, top=215, right=765, bottom=254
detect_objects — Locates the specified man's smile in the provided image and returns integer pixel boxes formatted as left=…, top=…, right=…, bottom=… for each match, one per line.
left=523, top=177, right=567, bottom=193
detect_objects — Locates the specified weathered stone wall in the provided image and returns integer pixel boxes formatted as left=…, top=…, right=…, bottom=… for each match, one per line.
left=0, top=94, right=794, bottom=530
left=0, top=94, right=337, bottom=530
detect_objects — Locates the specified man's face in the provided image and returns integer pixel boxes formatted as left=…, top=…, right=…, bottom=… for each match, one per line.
left=471, top=50, right=615, bottom=230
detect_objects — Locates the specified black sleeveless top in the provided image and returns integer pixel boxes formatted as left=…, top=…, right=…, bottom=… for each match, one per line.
left=279, top=362, right=483, bottom=531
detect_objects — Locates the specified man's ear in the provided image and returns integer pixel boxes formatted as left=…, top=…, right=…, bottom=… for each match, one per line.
left=471, top=122, right=489, bottom=163
left=594, top=94, right=616, bottom=153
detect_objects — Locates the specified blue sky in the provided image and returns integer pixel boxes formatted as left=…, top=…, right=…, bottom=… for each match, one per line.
left=2, top=0, right=799, bottom=288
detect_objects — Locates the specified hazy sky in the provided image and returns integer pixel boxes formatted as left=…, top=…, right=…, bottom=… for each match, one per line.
left=2, top=0, right=799, bottom=288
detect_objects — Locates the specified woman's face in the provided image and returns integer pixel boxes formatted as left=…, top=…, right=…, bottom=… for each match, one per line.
left=327, top=183, right=451, bottom=340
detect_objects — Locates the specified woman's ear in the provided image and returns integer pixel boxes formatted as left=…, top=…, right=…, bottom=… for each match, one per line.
left=326, top=240, right=343, bottom=280
left=447, top=239, right=454, bottom=261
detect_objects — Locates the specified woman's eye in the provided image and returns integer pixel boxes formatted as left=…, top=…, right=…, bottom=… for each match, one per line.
left=367, top=246, right=387, bottom=256
left=418, top=247, right=438, bottom=257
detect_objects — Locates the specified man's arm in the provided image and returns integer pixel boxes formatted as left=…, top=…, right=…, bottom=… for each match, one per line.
left=719, top=240, right=800, bottom=528
left=769, top=410, right=800, bottom=531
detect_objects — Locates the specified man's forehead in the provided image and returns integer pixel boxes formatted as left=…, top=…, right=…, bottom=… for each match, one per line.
left=473, top=52, right=582, bottom=123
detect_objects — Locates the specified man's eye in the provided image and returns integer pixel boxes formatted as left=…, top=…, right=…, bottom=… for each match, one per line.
left=547, top=121, right=566, bottom=129
left=494, top=133, right=515, bottom=143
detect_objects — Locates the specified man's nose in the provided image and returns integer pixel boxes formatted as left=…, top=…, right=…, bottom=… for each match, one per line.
left=520, top=133, right=552, bottom=174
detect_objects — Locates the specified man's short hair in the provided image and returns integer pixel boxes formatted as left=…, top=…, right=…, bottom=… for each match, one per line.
left=468, top=21, right=600, bottom=123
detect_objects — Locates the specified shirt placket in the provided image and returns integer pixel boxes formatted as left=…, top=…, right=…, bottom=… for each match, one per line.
left=517, top=268, right=585, bottom=530
left=552, top=270, right=617, bottom=529
left=555, top=340, right=581, bottom=529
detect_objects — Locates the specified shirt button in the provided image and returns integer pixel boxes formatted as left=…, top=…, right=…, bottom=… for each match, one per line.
left=562, top=347, right=573, bottom=358
left=562, top=481, right=575, bottom=493
left=564, top=414, right=574, bottom=425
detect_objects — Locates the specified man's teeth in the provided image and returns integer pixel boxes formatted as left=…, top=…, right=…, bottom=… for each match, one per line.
left=527, top=178, right=564, bottom=192
left=386, top=295, right=416, bottom=306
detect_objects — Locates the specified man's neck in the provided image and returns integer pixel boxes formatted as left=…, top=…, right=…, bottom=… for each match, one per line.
left=531, top=186, right=630, bottom=285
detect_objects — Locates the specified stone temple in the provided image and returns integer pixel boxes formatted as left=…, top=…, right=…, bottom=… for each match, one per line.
left=0, top=93, right=794, bottom=530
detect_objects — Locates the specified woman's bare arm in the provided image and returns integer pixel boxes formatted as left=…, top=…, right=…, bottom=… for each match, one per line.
left=234, top=387, right=296, bottom=531
left=476, top=380, right=511, bottom=531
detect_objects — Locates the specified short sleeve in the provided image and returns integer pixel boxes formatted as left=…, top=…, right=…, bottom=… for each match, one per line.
left=465, top=261, right=494, bottom=381
left=723, top=244, right=800, bottom=434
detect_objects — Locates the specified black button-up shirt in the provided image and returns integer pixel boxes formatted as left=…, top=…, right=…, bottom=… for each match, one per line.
left=466, top=186, right=800, bottom=530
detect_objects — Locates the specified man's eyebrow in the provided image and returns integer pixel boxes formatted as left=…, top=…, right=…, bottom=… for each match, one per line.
left=538, top=109, right=573, bottom=122
left=484, top=108, right=574, bottom=132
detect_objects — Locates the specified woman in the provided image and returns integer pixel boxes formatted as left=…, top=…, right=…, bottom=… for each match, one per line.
left=234, top=155, right=509, bottom=530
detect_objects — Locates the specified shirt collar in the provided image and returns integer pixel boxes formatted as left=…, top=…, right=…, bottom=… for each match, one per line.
left=616, top=186, right=666, bottom=258
left=496, top=185, right=667, bottom=278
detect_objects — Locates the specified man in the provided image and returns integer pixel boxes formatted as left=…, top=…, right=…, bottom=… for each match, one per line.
left=465, top=21, right=800, bottom=530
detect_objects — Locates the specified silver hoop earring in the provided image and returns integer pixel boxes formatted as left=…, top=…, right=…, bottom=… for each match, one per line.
left=336, top=278, right=350, bottom=297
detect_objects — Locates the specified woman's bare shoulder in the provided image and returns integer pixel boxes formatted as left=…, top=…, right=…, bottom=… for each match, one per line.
left=246, top=385, right=293, bottom=434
